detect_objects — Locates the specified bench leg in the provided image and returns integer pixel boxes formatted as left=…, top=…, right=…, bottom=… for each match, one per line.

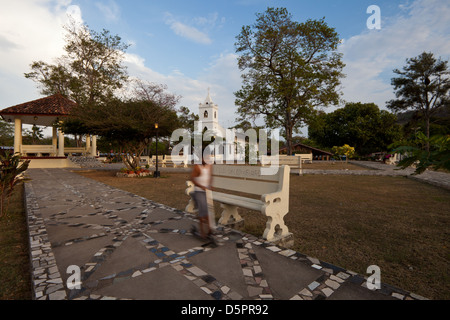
left=218, top=204, right=243, bottom=225
left=185, top=198, right=197, bottom=214
left=263, top=215, right=290, bottom=241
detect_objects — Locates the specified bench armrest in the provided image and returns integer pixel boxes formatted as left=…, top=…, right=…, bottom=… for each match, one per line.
left=261, top=191, right=284, bottom=207
left=185, top=180, right=194, bottom=196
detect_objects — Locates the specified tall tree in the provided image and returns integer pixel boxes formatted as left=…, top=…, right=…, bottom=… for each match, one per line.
left=387, top=52, right=450, bottom=151
left=25, top=21, right=129, bottom=108
left=234, top=7, right=345, bottom=155
left=24, top=21, right=130, bottom=145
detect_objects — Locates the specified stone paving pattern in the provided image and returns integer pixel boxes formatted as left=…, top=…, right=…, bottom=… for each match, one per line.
left=23, top=163, right=441, bottom=300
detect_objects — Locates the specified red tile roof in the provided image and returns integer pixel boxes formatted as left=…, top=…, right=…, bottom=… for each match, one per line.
left=0, top=94, right=77, bottom=116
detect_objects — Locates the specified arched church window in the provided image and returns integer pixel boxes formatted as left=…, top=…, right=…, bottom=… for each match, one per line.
left=204, top=111, right=208, bottom=118
left=214, top=111, right=217, bottom=119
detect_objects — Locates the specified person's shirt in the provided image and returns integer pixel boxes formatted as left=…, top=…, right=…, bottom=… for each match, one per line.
left=193, top=164, right=211, bottom=192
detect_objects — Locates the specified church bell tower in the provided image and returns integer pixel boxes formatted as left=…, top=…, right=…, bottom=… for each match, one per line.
left=198, top=88, right=219, bottom=133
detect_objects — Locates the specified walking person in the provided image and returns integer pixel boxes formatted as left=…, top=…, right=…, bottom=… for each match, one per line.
left=190, top=156, right=213, bottom=239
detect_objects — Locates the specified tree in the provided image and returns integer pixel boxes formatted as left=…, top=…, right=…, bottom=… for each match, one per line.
left=71, top=98, right=180, bottom=171
left=0, top=121, right=14, bottom=147
left=308, top=102, right=402, bottom=155
left=387, top=52, right=450, bottom=151
left=332, top=144, right=355, bottom=163
left=23, top=125, right=44, bottom=145
left=25, top=21, right=129, bottom=107
left=234, top=7, right=345, bottom=155
left=25, top=21, right=130, bottom=143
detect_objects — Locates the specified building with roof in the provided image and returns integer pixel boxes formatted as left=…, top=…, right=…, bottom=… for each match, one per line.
left=0, top=94, right=98, bottom=168
left=280, top=142, right=333, bottom=161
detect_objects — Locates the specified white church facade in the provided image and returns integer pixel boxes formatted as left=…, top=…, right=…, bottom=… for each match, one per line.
left=195, top=89, right=250, bottom=163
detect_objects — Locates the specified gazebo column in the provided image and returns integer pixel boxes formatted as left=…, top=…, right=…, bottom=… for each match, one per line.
left=57, top=128, right=65, bottom=157
left=86, top=135, right=91, bottom=155
left=52, top=126, right=58, bottom=156
left=14, top=118, right=22, bottom=155
left=91, top=135, right=97, bottom=157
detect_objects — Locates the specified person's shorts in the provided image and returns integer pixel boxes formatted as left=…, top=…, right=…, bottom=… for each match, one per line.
left=191, top=191, right=208, bottom=218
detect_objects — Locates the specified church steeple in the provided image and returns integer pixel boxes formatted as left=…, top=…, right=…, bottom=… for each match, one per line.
left=205, top=87, right=213, bottom=105
left=198, top=88, right=219, bottom=132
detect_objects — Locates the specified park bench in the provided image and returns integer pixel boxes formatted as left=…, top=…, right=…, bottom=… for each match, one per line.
left=294, top=153, right=313, bottom=164
left=20, top=145, right=57, bottom=156
left=64, top=147, right=88, bottom=156
left=140, top=156, right=152, bottom=166
left=185, top=165, right=292, bottom=243
left=150, top=155, right=164, bottom=167
left=164, top=155, right=188, bottom=168
left=261, top=154, right=311, bottom=174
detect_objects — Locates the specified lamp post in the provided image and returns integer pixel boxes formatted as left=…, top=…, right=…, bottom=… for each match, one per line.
left=154, top=123, right=160, bottom=178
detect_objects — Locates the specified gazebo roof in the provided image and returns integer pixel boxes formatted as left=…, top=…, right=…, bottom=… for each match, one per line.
left=0, top=94, right=76, bottom=116
left=0, top=94, right=77, bottom=126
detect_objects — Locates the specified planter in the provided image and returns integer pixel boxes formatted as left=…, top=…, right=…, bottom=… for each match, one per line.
left=116, top=170, right=152, bottom=178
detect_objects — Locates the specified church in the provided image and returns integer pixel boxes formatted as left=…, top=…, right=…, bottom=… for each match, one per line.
left=195, top=89, right=250, bottom=163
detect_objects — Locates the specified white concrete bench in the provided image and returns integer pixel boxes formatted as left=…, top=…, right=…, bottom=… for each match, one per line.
left=64, top=147, right=88, bottom=156
left=294, top=153, right=313, bottom=164
left=151, top=155, right=164, bottom=167
left=140, top=156, right=152, bottom=166
left=261, top=155, right=309, bottom=174
left=185, top=165, right=292, bottom=243
left=164, top=155, right=188, bottom=168
left=20, top=145, right=57, bottom=156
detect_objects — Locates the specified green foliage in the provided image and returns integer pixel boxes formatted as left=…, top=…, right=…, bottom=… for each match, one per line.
left=234, top=7, right=345, bottom=155
left=393, top=132, right=450, bottom=175
left=22, top=125, right=44, bottom=145
left=387, top=52, right=449, bottom=149
left=25, top=21, right=129, bottom=110
left=332, top=144, right=355, bottom=163
left=309, top=102, right=402, bottom=155
left=0, top=120, right=14, bottom=147
left=0, top=152, right=30, bottom=219
left=73, top=99, right=180, bottom=171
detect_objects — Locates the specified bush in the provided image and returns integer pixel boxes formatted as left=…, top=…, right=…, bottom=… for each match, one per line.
left=0, top=152, right=30, bottom=219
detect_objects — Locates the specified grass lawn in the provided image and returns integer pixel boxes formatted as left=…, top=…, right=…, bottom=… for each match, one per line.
left=0, top=184, right=32, bottom=300
left=77, top=168, right=450, bottom=300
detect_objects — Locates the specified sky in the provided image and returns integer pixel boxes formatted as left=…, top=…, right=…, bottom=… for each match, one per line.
left=0, top=0, right=449, bottom=137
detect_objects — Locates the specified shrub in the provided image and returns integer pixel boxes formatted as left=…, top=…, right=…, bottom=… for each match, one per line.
left=0, top=152, right=30, bottom=219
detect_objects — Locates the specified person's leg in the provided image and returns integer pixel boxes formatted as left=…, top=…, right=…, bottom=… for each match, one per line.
left=194, top=191, right=210, bottom=238
left=199, top=216, right=210, bottom=239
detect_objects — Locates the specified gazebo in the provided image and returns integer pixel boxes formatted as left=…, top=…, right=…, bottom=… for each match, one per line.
left=0, top=94, right=98, bottom=168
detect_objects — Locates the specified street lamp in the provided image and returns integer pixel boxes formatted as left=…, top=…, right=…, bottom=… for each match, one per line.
left=154, top=123, right=160, bottom=178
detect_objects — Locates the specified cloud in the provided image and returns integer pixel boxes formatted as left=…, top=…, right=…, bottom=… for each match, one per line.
left=164, top=13, right=212, bottom=45
left=95, top=0, right=120, bottom=22
left=0, top=1, right=84, bottom=109
left=338, top=0, right=450, bottom=111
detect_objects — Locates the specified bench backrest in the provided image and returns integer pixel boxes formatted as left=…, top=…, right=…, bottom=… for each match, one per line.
left=165, top=155, right=187, bottom=162
left=294, top=154, right=313, bottom=161
left=260, top=155, right=302, bottom=168
left=211, top=165, right=289, bottom=196
left=20, top=145, right=57, bottom=153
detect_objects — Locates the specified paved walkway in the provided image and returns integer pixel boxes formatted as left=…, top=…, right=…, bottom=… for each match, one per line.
left=24, top=164, right=435, bottom=301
